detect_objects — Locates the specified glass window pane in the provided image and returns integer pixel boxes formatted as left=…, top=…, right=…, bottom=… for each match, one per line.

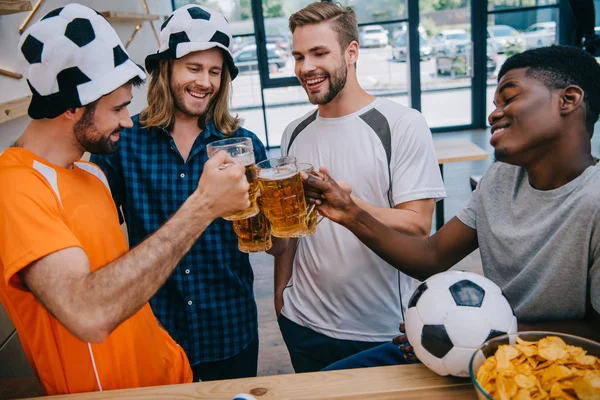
left=486, top=7, right=559, bottom=122
left=488, top=0, right=558, bottom=12
left=173, top=0, right=255, bottom=35
left=420, top=0, right=472, bottom=127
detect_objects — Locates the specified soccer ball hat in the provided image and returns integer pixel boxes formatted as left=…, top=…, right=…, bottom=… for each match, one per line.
left=18, top=4, right=146, bottom=119
left=145, top=4, right=239, bottom=80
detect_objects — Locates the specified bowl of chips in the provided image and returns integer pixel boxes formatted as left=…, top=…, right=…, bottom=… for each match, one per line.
left=469, top=331, right=600, bottom=399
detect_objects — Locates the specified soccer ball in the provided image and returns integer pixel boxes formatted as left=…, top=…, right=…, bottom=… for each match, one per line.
left=404, top=270, right=517, bottom=377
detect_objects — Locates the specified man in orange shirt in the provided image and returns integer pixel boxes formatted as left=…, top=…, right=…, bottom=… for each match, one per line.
left=0, top=4, right=251, bottom=395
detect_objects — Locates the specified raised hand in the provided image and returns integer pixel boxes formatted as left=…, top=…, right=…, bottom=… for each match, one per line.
left=196, top=151, right=250, bottom=218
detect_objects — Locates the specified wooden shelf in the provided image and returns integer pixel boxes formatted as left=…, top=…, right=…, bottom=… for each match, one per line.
left=0, top=96, right=30, bottom=124
left=0, top=0, right=32, bottom=15
left=100, top=11, right=158, bottom=23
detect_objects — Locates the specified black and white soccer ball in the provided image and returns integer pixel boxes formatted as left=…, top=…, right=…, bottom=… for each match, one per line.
left=405, top=271, right=517, bottom=377
left=18, top=4, right=144, bottom=118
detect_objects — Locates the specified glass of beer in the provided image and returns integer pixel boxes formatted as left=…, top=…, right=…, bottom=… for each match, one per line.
left=232, top=197, right=272, bottom=253
left=206, top=137, right=259, bottom=220
left=256, top=156, right=309, bottom=238
left=294, top=163, right=321, bottom=237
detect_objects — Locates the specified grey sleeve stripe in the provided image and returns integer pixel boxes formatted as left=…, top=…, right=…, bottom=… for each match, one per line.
left=359, top=108, right=392, bottom=167
left=286, top=109, right=318, bottom=155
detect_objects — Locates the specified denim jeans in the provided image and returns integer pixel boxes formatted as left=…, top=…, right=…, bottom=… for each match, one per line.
left=278, top=314, right=388, bottom=373
left=322, top=341, right=419, bottom=371
left=191, top=335, right=258, bottom=381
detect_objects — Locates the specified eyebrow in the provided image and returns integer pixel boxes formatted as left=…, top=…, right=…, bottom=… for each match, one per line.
left=114, top=99, right=132, bottom=109
left=186, top=62, right=222, bottom=70
left=493, top=81, right=519, bottom=106
left=292, top=45, right=329, bottom=56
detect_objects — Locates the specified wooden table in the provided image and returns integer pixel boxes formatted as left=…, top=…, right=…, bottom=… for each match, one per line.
left=433, top=138, right=489, bottom=231
left=32, top=364, right=477, bottom=399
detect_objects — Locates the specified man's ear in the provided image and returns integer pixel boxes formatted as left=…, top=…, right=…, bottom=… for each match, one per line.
left=62, top=107, right=85, bottom=121
left=560, top=85, right=585, bottom=116
left=346, top=40, right=359, bottom=68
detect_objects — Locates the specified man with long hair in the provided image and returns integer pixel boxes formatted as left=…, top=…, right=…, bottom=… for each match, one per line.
left=91, top=5, right=266, bottom=381
left=0, top=4, right=252, bottom=395
left=274, top=2, right=446, bottom=373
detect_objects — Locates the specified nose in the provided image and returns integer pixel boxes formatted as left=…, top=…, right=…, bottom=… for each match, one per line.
left=121, top=112, right=134, bottom=129
left=194, top=71, right=210, bottom=88
left=488, top=104, right=503, bottom=126
left=300, top=56, right=317, bottom=76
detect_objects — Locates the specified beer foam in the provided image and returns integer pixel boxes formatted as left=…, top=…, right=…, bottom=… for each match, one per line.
left=259, top=165, right=297, bottom=180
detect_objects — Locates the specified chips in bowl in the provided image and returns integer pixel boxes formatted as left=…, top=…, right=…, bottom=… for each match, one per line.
left=470, top=332, right=600, bottom=399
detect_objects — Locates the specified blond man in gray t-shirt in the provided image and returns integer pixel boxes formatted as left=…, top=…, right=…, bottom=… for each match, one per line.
left=303, top=45, right=600, bottom=370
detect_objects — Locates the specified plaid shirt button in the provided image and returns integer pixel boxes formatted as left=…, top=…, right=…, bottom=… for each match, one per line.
left=185, top=269, right=190, bottom=274
left=180, top=173, right=185, bottom=178
left=188, top=300, right=193, bottom=305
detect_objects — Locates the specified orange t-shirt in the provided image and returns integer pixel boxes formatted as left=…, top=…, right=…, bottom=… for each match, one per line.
left=0, top=148, right=192, bottom=395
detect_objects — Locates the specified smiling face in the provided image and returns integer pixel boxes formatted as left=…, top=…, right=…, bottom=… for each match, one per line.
left=169, top=47, right=223, bottom=118
left=488, top=68, right=563, bottom=165
left=292, top=21, right=350, bottom=105
left=73, top=84, right=133, bottom=154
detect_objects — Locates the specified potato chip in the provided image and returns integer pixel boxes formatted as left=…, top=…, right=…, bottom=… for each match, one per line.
left=475, top=336, right=600, bottom=399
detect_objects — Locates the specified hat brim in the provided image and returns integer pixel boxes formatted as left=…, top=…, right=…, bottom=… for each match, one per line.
left=145, top=43, right=239, bottom=80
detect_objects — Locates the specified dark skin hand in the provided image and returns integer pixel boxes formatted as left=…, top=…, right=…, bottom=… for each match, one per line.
left=394, top=322, right=418, bottom=362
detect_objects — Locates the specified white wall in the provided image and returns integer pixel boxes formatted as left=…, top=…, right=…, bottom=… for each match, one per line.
left=0, top=0, right=173, bottom=151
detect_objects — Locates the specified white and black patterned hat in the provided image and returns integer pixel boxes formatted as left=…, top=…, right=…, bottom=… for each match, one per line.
left=145, top=5, right=238, bottom=80
left=18, top=4, right=146, bottom=120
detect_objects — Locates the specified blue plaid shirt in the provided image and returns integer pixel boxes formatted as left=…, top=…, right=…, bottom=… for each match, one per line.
left=91, top=115, right=267, bottom=364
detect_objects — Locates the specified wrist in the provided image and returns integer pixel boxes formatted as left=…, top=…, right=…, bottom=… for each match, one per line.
left=186, top=190, right=219, bottom=222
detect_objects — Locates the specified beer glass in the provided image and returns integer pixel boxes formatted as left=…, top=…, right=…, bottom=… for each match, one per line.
left=232, top=197, right=272, bottom=253
left=256, top=156, right=309, bottom=238
left=293, top=163, right=321, bottom=237
left=206, top=137, right=259, bottom=220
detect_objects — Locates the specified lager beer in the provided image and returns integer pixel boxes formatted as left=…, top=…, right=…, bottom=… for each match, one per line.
left=207, top=138, right=259, bottom=220
left=293, top=163, right=319, bottom=237
left=232, top=198, right=272, bottom=253
left=257, top=157, right=308, bottom=238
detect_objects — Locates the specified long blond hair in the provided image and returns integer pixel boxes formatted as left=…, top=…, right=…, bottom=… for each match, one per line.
left=140, top=57, right=239, bottom=135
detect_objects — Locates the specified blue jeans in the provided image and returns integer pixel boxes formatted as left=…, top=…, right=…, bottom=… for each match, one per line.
left=278, top=314, right=388, bottom=373
left=322, top=341, right=419, bottom=371
left=191, top=335, right=258, bottom=381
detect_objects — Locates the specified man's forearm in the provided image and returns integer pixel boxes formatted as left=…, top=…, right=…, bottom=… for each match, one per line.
left=274, top=239, right=297, bottom=296
left=354, top=197, right=431, bottom=237
left=81, top=191, right=217, bottom=339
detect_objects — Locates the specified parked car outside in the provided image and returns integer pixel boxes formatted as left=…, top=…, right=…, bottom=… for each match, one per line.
left=431, top=29, right=470, bottom=56
left=487, top=25, right=524, bottom=54
left=392, top=32, right=432, bottom=61
left=522, top=21, right=556, bottom=49
left=233, top=43, right=287, bottom=73
left=359, top=25, right=389, bottom=48
left=435, top=41, right=498, bottom=78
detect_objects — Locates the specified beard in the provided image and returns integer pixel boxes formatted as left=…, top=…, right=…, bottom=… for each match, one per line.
left=304, top=60, right=348, bottom=105
left=73, top=104, right=120, bottom=155
left=171, top=82, right=216, bottom=119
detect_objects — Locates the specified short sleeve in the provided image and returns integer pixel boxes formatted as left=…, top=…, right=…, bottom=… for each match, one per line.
left=390, top=110, right=446, bottom=205
left=0, top=169, right=81, bottom=288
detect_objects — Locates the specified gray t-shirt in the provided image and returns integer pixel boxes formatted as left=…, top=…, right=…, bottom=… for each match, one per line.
left=457, top=162, right=600, bottom=322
